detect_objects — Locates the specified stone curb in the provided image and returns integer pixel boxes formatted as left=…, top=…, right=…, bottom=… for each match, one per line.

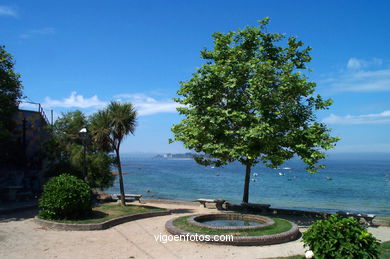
left=165, top=216, right=300, bottom=246
left=35, top=209, right=170, bottom=231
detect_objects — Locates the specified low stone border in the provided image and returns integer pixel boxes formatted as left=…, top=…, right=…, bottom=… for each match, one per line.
left=35, top=209, right=170, bottom=231
left=188, top=213, right=275, bottom=230
left=142, top=198, right=199, bottom=206
left=165, top=216, right=299, bottom=246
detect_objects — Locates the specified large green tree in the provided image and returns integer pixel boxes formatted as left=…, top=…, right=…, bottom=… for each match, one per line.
left=90, top=101, right=137, bottom=206
left=0, top=45, right=24, bottom=164
left=171, top=18, right=339, bottom=203
left=45, top=110, right=115, bottom=189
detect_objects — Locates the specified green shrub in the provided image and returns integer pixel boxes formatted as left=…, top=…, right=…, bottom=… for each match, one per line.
left=302, top=214, right=380, bottom=259
left=39, top=174, right=92, bottom=220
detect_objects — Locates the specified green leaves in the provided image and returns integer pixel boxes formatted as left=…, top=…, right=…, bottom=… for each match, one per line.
left=0, top=45, right=24, bottom=164
left=171, top=18, right=339, bottom=171
left=171, top=18, right=339, bottom=202
left=39, top=174, right=92, bottom=220
left=89, top=101, right=138, bottom=205
left=44, top=110, right=115, bottom=189
left=90, top=101, right=137, bottom=152
left=302, top=215, right=380, bottom=258
left=0, top=46, right=23, bottom=121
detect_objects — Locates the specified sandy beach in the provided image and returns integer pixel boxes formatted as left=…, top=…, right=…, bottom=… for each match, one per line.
left=1, top=200, right=389, bottom=259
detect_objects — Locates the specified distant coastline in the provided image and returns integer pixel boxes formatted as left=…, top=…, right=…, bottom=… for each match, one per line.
left=154, top=152, right=195, bottom=160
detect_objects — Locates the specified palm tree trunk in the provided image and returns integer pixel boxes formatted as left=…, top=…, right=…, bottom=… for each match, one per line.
left=242, top=164, right=251, bottom=203
left=115, top=148, right=126, bottom=206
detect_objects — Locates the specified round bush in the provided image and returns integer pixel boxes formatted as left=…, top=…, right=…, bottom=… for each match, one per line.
left=39, top=174, right=92, bottom=220
left=302, top=214, right=380, bottom=259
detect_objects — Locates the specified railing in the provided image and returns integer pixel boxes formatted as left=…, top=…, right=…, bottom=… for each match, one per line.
left=18, top=101, right=52, bottom=125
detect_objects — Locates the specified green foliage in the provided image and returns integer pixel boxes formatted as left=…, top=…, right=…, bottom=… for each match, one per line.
left=87, top=150, right=115, bottom=189
left=44, top=111, right=115, bottom=189
left=302, top=215, right=380, bottom=259
left=171, top=18, right=339, bottom=171
left=0, top=45, right=23, bottom=132
left=39, top=174, right=92, bottom=220
left=171, top=18, right=339, bottom=202
left=0, top=45, right=24, bottom=165
left=90, top=101, right=137, bottom=154
left=90, top=101, right=137, bottom=205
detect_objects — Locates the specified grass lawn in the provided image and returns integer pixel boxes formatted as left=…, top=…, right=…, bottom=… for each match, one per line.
left=380, top=241, right=390, bottom=259
left=172, top=215, right=292, bottom=236
left=50, top=203, right=166, bottom=224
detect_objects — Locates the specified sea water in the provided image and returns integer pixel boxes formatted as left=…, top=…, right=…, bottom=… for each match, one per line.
left=105, top=155, right=390, bottom=216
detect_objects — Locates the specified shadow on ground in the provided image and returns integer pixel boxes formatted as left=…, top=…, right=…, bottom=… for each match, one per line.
left=0, top=208, right=38, bottom=222
left=275, top=215, right=319, bottom=227
left=170, top=208, right=195, bottom=214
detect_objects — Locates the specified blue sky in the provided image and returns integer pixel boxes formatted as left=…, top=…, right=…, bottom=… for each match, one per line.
left=1, top=0, right=390, bottom=154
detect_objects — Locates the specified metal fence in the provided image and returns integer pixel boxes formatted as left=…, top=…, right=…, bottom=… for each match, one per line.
left=18, top=101, right=52, bottom=125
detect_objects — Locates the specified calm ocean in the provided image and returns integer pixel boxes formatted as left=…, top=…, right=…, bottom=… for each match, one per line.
left=105, top=155, right=390, bottom=216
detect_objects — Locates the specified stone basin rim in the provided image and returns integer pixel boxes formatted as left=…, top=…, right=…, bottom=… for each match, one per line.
left=165, top=216, right=300, bottom=246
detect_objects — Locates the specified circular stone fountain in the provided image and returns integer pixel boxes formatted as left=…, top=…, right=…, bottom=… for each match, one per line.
left=165, top=213, right=299, bottom=246
left=188, top=214, right=275, bottom=229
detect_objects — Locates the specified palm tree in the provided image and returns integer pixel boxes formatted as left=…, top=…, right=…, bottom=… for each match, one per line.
left=90, top=101, right=137, bottom=205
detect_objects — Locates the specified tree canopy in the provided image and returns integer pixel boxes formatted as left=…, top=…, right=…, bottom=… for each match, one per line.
left=0, top=45, right=24, bottom=165
left=45, top=110, right=115, bottom=189
left=171, top=18, right=339, bottom=203
left=90, top=101, right=137, bottom=205
left=0, top=45, right=23, bottom=133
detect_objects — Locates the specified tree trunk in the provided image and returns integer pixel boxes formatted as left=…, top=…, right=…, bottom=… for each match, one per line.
left=242, top=164, right=251, bottom=203
left=115, top=148, right=126, bottom=206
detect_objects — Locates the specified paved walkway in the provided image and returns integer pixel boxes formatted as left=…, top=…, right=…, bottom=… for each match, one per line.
left=1, top=201, right=389, bottom=259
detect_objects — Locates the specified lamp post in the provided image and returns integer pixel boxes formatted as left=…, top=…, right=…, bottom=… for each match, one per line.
left=79, top=128, right=88, bottom=182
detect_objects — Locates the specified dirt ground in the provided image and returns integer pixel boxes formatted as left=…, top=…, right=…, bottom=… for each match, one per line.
left=1, top=201, right=389, bottom=259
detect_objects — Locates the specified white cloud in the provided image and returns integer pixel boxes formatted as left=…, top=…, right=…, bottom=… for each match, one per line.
left=19, top=27, right=56, bottom=39
left=347, top=58, right=382, bottom=70
left=323, top=110, right=390, bottom=125
left=115, top=93, right=180, bottom=116
left=330, top=69, right=390, bottom=92
left=18, top=102, right=38, bottom=110
left=43, top=91, right=107, bottom=109
left=24, top=92, right=180, bottom=117
left=322, top=58, right=390, bottom=92
left=0, top=6, right=17, bottom=17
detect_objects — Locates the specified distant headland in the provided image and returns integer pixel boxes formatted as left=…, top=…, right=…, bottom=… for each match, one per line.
left=154, top=152, right=195, bottom=160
